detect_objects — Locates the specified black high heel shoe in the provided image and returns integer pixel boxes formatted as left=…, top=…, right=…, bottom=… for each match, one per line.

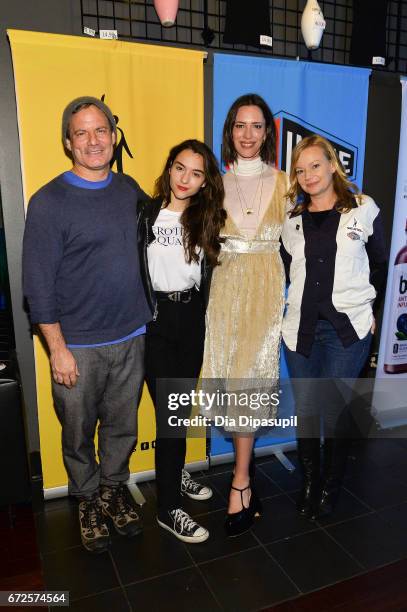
left=224, top=483, right=262, bottom=537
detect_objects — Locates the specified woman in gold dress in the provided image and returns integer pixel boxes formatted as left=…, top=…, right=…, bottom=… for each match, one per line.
left=202, top=94, right=287, bottom=536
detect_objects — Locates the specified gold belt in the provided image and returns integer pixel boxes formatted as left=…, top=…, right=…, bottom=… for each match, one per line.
left=221, top=236, right=280, bottom=254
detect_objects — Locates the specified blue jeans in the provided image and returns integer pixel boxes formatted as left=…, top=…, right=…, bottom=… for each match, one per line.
left=283, top=320, right=372, bottom=439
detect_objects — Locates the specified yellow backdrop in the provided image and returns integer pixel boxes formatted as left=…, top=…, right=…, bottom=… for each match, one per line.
left=8, top=29, right=206, bottom=491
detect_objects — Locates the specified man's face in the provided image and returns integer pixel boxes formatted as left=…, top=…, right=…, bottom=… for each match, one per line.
left=65, top=105, right=116, bottom=179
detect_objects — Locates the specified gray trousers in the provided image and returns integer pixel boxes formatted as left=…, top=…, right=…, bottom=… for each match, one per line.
left=52, top=335, right=145, bottom=497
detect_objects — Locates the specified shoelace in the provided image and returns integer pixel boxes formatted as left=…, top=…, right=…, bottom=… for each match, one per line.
left=182, top=471, right=200, bottom=492
left=113, top=487, right=132, bottom=520
left=172, top=509, right=198, bottom=533
left=83, top=499, right=102, bottom=531
left=184, top=478, right=200, bottom=492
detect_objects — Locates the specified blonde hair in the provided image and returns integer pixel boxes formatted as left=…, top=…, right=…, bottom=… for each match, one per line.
left=286, top=134, right=361, bottom=217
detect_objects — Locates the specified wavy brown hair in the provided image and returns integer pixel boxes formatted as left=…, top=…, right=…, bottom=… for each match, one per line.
left=287, top=135, right=361, bottom=217
left=154, top=139, right=226, bottom=266
left=222, top=93, right=277, bottom=166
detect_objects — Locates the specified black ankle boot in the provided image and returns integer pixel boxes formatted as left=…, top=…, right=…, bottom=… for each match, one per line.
left=318, top=438, right=349, bottom=517
left=296, top=438, right=321, bottom=520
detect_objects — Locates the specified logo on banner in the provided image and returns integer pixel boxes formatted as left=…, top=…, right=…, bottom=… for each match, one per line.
left=274, top=112, right=358, bottom=180
left=101, top=94, right=134, bottom=173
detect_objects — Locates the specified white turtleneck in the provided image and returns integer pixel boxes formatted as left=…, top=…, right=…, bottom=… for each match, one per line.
left=223, top=157, right=277, bottom=239
left=232, top=157, right=264, bottom=176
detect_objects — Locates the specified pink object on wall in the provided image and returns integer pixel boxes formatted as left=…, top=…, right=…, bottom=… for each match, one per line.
left=154, top=0, right=179, bottom=27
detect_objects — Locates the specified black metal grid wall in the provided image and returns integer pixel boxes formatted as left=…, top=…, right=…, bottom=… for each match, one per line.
left=81, top=0, right=407, bottom=74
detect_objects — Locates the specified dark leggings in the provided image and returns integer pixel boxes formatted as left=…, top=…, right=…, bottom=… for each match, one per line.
left=145, top=289, right=205, bottom=518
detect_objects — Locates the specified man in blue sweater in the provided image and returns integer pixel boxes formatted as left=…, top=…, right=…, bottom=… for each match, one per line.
left=23, top=96, right=152, bottom=553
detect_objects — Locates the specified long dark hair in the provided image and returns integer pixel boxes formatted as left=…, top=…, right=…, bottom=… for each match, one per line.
left=287, top=135, right=360, bottom=217
left=154, top=139, right=226, bottom=266
left=222, top=93, right=277, bottom=166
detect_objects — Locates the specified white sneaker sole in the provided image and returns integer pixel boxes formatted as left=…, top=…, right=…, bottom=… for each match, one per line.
left=182, top=488, right=213, bottom=501
left=157, top=517, right=209, bottom=543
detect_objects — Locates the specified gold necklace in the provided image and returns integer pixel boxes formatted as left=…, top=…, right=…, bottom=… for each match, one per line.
left=233, top=164, right=264, bottom=216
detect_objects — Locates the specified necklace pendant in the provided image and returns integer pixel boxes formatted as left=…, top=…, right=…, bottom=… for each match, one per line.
left=246, top=208, right=253, bottom=215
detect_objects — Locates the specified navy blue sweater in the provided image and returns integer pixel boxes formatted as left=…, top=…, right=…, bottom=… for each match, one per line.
left=23, top=172, right=152, bottom=344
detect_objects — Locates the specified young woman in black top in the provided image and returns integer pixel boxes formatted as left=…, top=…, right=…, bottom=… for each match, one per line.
left=139, top=139, right=225, bottom=543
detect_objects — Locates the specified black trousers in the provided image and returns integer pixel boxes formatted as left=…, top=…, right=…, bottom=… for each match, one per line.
left=145, top=289, right=205, bottom=518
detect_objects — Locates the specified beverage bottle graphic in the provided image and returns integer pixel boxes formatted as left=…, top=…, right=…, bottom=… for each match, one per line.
left=384, top=219, right=407, bottom=373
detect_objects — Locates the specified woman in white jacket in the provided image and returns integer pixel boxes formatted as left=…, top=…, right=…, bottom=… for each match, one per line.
left=281, top=134, right=387, bottom=520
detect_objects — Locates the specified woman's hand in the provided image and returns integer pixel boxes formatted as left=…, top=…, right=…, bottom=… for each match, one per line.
left=371, top=316, right=376, bottom=334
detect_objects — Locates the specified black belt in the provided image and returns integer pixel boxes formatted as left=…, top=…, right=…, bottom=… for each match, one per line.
left=155, top=287, right=196, bottom=303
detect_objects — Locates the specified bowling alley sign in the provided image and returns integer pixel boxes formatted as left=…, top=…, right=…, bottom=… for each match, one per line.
left=274, top=111, right=358, bottom=181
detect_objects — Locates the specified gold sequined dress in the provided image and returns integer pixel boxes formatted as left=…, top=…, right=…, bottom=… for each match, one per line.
left=201, top=166, right=287, bottom=432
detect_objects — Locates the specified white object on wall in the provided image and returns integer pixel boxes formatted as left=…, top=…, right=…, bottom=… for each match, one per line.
left=301, top=0, right=326, bottom=50
left=154, top=0, right=179, bottom=27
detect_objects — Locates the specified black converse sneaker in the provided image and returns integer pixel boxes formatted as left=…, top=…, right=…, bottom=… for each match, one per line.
left=181, top=469, right=213, bottom=501
left=157, top=508, right=209, bottom=543
left=78, top=495, right=110, bottom=554
left=100, top=485, right=143, bottom=537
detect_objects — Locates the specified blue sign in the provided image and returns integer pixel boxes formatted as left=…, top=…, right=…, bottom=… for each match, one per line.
left=213, top=55, right=370, bottom=187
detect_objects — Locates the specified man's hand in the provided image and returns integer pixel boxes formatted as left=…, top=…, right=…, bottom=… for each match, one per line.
left=371, top=316, right=376, bottom=335
left=38, top=322, right=80, bottom=388
left=50, top=346, right=79, bottom=388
